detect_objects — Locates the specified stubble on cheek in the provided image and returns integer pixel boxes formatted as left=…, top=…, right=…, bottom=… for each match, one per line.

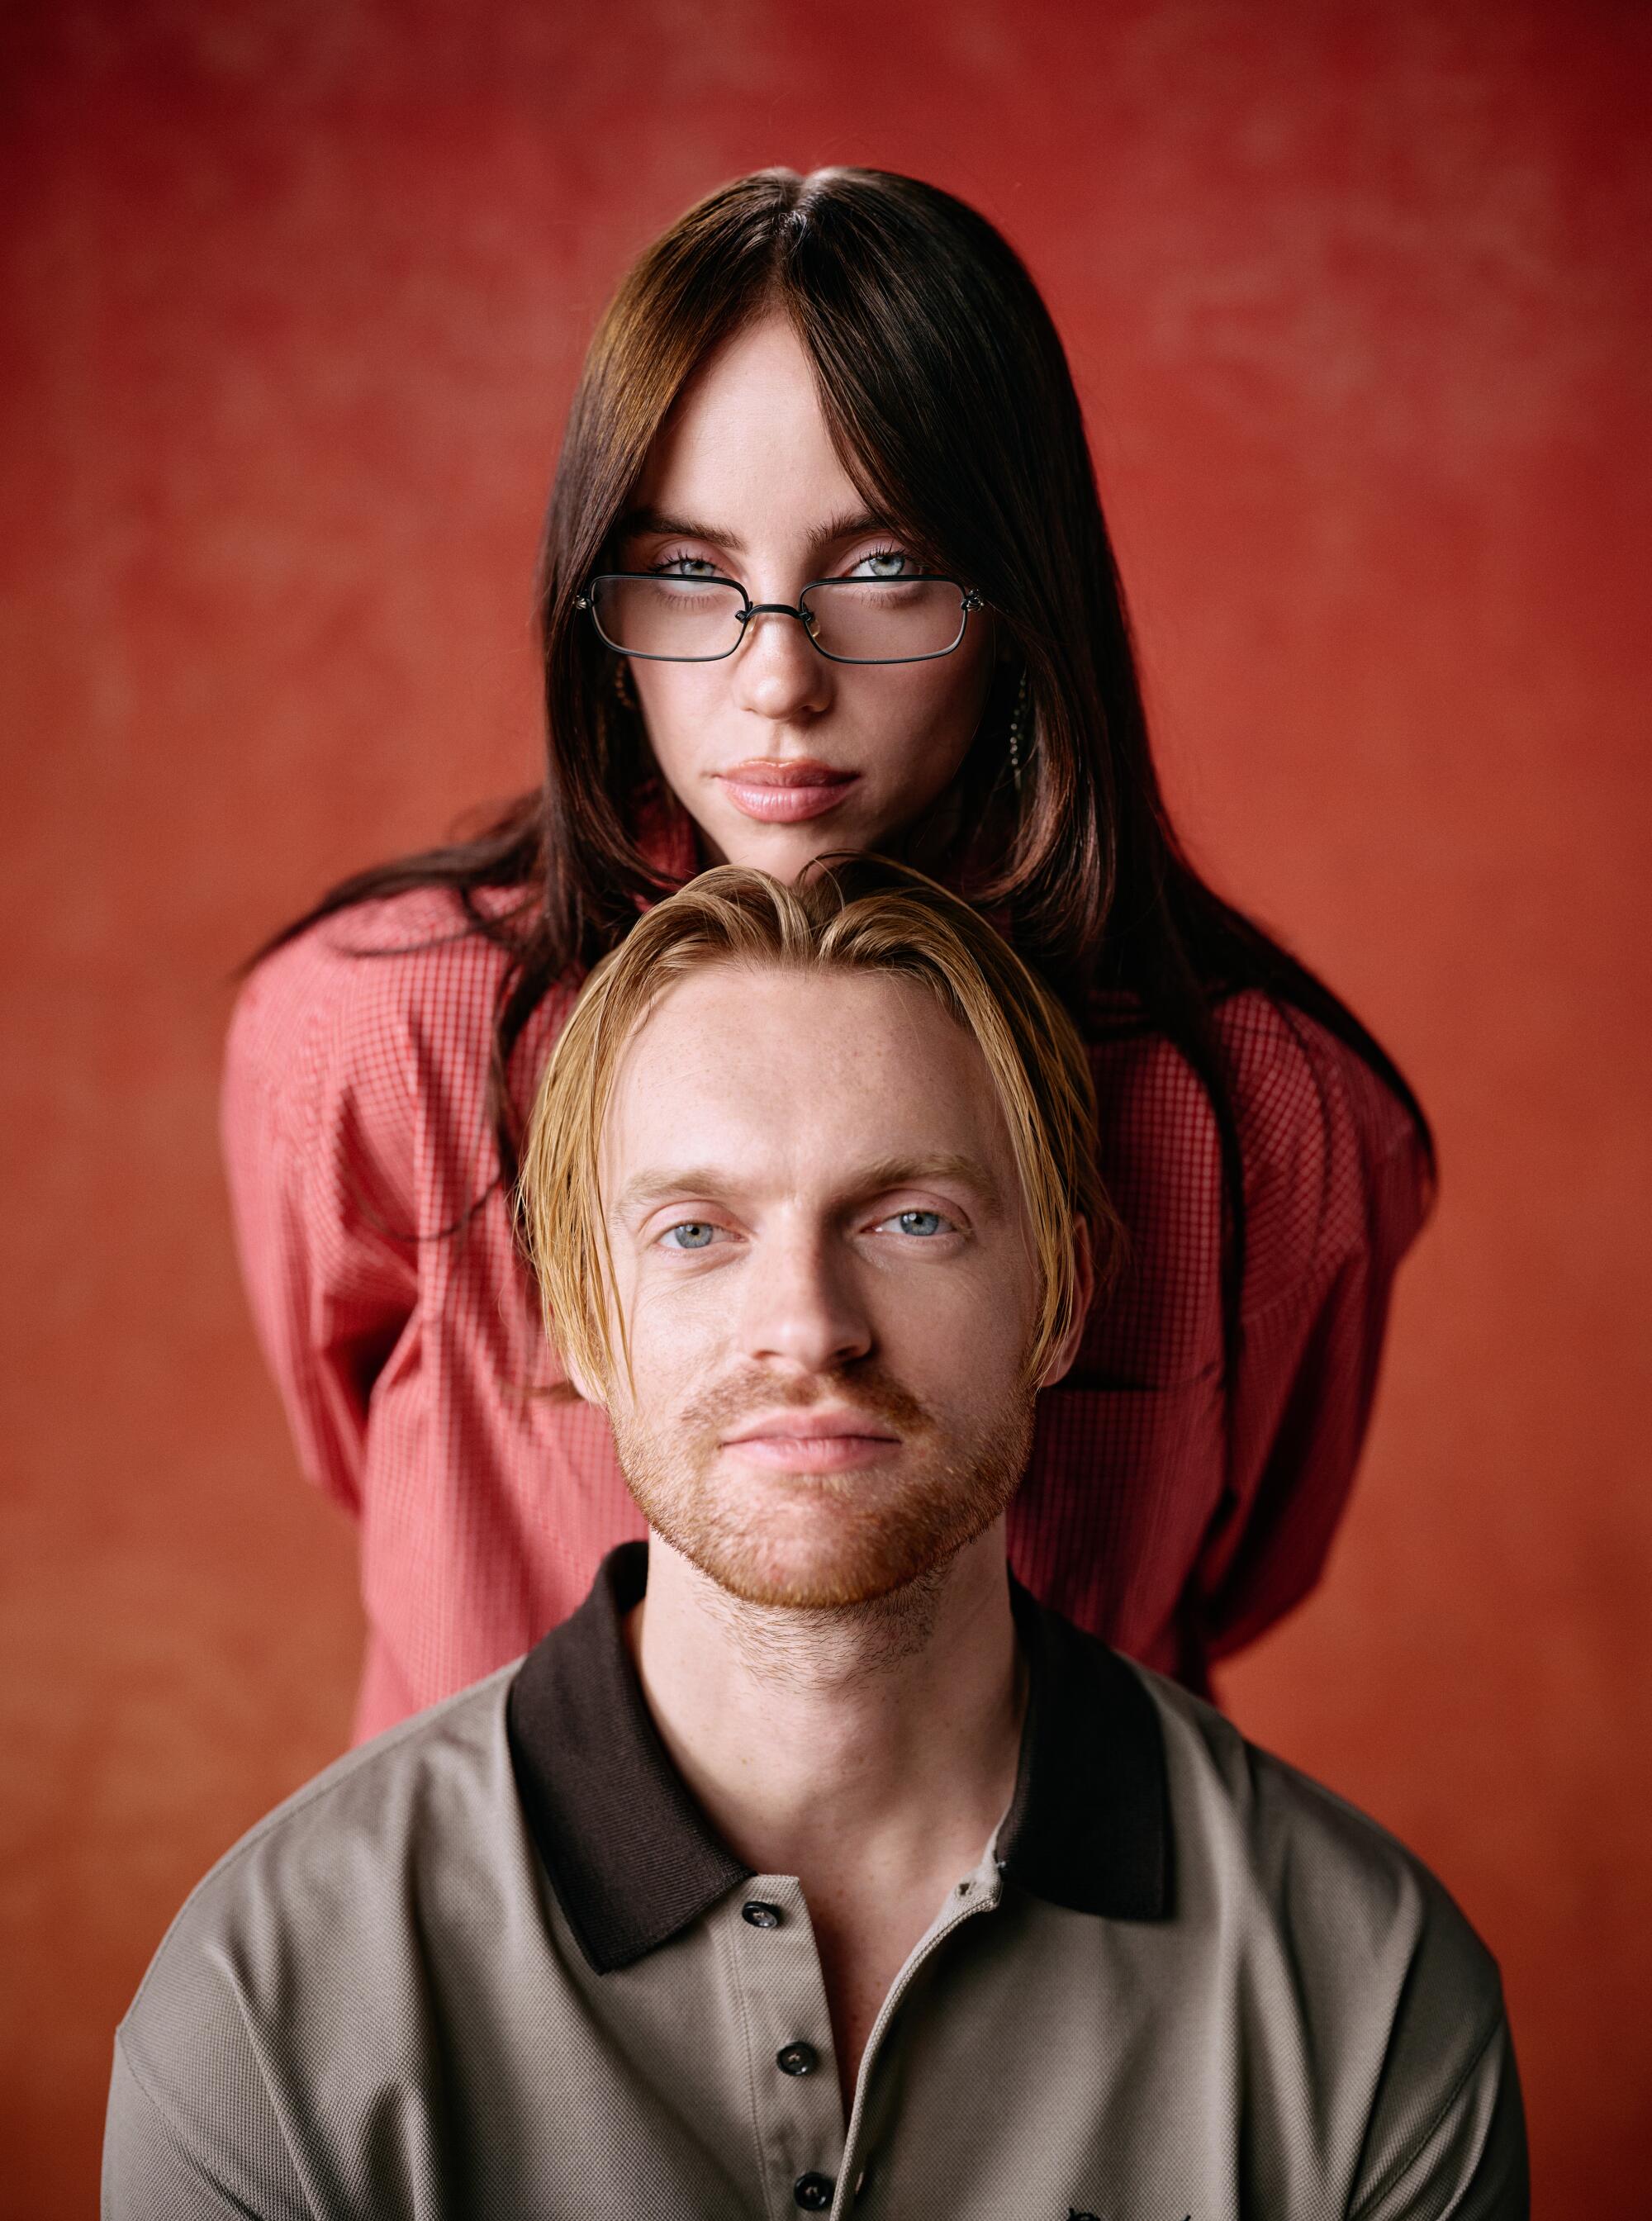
left=607, top=1364, right=1037, bottom=1611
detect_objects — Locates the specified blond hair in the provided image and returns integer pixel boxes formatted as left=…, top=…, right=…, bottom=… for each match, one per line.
left=518, top=855, right=1113, bottom=1397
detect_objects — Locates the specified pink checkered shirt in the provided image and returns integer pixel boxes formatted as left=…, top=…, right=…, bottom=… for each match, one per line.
left=223, top=856, right=1428, bottom=1743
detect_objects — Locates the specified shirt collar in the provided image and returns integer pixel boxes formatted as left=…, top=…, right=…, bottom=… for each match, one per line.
left=507, top=1542, right=1171, bottom=1975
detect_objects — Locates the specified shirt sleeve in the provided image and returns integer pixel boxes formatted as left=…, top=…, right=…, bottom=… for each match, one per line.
left=1349, top=2010, right=1529, bottom=2221
left=104, top=2035, right=311, bottom=2220
left=220, top=912, right=424, bottom=1516
left=1194, top=1004, right=1433, bottom=1661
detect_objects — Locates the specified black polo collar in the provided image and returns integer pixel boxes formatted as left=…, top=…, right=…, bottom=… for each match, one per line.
left=507, top=1542, right=1171, bottom=1975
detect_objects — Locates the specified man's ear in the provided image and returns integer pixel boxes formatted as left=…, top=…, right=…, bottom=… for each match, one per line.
left=1035, top=1216, right=1095, bottom=1390
left=563, top=1349, right=608, bottom=1410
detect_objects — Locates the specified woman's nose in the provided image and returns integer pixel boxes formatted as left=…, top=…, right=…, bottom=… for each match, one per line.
left=729, top=606, right=835, bottom=722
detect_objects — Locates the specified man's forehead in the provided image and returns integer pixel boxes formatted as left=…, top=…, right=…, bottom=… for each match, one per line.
left=600, top=964, right=1010, bottom=1182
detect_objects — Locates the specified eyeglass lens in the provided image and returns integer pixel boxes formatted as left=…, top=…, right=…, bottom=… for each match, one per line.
left=589, top=575, right=969, bottom=662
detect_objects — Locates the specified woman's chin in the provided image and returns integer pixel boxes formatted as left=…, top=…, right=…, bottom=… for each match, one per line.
left=705, top=810, right=883, bottom=878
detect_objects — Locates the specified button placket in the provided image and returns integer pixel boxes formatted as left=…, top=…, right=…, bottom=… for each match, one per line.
left=834, top=1853, right=1007, bottom=2203
left=725, top=1876, right=843, bottom=2214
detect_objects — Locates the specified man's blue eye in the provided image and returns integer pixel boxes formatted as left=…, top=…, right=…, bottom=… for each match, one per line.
left=662, top=1222, right=716, bottom=1250
left=894, top=1210, right=945, bottom=1236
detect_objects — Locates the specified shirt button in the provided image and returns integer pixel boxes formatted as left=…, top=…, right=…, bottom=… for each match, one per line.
left=793, top=2173, right=835, bottom=2209
left=742, top=1901, right=784, bottom=1929
left=776, top=2041, right=819, bottom=2076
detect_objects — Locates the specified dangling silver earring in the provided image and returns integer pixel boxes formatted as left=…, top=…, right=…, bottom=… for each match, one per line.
left=1007, top=667, right=1029, bottom=794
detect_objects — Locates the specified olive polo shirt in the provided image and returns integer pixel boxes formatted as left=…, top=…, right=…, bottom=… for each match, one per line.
left=104, top=1544, right=1526, bottom=2219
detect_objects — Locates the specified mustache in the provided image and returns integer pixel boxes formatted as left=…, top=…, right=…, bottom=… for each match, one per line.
left=682, top=1365, right=934, bottom=1438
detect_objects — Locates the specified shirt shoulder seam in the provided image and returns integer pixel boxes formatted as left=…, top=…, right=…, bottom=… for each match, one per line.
left=112, top=2024, right=309, bottom=2213
left=1346, top=1997, right=1509, bottom=2221
left=121, top=1671, right=517, bottom=2024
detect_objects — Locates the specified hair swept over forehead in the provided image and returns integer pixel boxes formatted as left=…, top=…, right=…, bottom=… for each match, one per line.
left=517, top=853, right=1113, bottom=1396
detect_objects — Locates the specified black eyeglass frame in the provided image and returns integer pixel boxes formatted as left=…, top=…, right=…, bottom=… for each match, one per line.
left=573, top=572, right=986, bottom=666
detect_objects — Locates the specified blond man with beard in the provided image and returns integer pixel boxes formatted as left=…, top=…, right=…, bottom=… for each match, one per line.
left=107, top=859, right=1524, bottom=2220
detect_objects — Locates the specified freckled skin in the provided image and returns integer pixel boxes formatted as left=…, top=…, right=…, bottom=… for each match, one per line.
left=592, top=966, right=1043, bottom=1606
left=620, top=313, right=999, bottom=883
left=583, top=962, right=1094, bottom=2109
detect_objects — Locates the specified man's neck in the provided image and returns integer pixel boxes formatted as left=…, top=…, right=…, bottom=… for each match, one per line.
left=625, top=1525, right=1027, bottom=1896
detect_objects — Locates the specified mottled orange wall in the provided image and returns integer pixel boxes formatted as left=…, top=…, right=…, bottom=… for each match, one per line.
left=3, top=2, right=1648, bottom=2210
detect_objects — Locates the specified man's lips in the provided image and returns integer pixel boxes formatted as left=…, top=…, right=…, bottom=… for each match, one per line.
left=721, top=1407, right=901, bottom=1473
left=714, top=760, right=861, bottom=825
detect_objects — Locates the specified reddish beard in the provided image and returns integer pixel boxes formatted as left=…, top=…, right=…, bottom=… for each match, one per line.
left=609, top=1362, right=1037, bottom=1608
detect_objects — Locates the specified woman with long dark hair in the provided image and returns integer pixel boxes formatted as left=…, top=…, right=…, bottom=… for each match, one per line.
left=225, top=167, right=1432, bottom=1742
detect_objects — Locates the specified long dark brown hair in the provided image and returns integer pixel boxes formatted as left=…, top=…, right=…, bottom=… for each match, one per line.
left=263, top=165, right=1434, bottom=1360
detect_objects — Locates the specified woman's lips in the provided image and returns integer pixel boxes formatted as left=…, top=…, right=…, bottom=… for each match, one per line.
left=714, top=762, right=861, bottom=823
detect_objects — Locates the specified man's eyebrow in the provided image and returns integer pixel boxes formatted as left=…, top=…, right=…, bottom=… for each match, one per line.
left=609, top=1151, right=1004, bottom=1226
left=848, top=1152, right=1004, bottom=1208
left=609, top=1165, right=732, bottom=1222
left=612, top=507, right=897, bottom=562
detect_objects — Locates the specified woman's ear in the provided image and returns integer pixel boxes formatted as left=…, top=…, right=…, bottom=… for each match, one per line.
left=1036, top=1215, right=1095, bottom=1390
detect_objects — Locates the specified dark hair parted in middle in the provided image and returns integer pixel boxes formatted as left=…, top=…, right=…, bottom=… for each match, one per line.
left=271, top=166, right=1433, bottom=1360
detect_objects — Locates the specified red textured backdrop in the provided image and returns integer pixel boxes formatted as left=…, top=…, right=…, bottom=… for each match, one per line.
left=3, top=3, right=1649, bottom=2211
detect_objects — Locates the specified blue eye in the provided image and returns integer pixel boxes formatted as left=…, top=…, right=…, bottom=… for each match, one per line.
left=660, top=1221, right=719, bottom=1250
left=884, top=1210, right=948, bottom=1237
left=653, top=554, right=722, bottom=579
left=846, top=546, right=914, bottom=581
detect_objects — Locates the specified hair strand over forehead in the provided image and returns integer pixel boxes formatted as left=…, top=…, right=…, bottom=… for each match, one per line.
left=516, top=855, right=1113, bottom=1400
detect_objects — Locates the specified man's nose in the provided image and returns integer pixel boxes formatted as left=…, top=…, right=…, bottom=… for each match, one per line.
left=736, top=1227, right=871, bottom=1374
left=729, top=606, right=835, bottom=723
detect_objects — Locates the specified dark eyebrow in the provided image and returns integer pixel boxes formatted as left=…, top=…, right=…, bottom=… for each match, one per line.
left=612, top=507, right=898, bottom=562
left=615, top=508, right=747, bottom=556
left=809, top=508, right=896, bottom=550
left=610, top=1150, right=1005, bottom=1227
